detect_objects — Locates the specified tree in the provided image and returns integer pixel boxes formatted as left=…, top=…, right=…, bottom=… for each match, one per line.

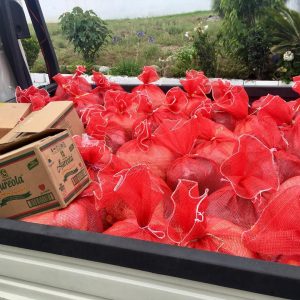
left=269, top=8, right=300, bottom=54
left=267, top=8, right=300, bottom=79
left=22, top=36, right=40, bottom=69
left=218, top=0, right=287, bottom=79
left=221, top=0, right=286, bottom=25
left=212, top=0, right=224, bottom=17
left=59, top=7, right=110, bottom=63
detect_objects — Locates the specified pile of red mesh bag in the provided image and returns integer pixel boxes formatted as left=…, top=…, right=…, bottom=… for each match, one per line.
left=18, top=67, right=300, bottom=267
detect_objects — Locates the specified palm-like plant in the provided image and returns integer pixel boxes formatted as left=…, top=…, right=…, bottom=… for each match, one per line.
left=267, top=7, right=300, bottom=80
left=269, top=8, right=300, bottom=61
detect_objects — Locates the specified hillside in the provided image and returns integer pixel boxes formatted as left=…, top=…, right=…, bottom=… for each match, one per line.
left=31, top=11, right=220, bottom=76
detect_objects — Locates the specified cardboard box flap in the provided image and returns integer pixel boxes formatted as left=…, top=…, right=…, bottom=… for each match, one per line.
left=0, top=103, right=31, bottom=129
left=0, top=129, right=64, bottom=155
left=12, top=101, right=74, bottom=133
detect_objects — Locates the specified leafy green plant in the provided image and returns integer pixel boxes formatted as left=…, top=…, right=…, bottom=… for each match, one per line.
left=193, top=24, right=217, bottom=77
left=163, top=46, right=198, bottom=78
left=59, top=7, right=110, bottom=63
left=243, top=25, right=272, bottom=79
left=270, top=9, right=300, bottom=54
left=110, top=60, right=142, bottom=76
left=217, top=0, right=287, bottom=79
left=212, top=0, right=224, bottom=17
left=22, top=36, right=40, bottom=69
left=267, top=8, right=300, bottom=81
left=31, top=59, right=47, bottom=73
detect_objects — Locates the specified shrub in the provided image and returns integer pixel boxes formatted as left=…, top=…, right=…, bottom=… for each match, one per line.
left=162, top=46, right=198, bottom=78
left=193, top=24, right=217, bottom=77
left=243, top=26, right=272, bottom=79
left=212, top=0, right=224, bottom=17
left=267, top=8, right=300, bottom=82
left=31, top=59, right=47, bottom=73
left=59, top=7, right=110, bottom=63
left=22, top=36, right=40, bottom=69
left=217, top=0, right=286, bottom=79
left=110, top=60, right=142, bottom=76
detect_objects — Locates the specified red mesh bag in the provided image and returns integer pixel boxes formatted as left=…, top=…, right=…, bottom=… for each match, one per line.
left=51, top=69, right=92, bottom=101
left=220, top=135, right=279, bottom=199
left=212, top=80, right=249, bottom=120
left=22, top=197, right=103, bottom=232
left=85, top=112, right=130, bottom=153
left=74, top=196, right=103, bottom=232
left=282, top=116, right=300, bottom=159
left=97, top=171, right=140, bottom=230
left=279, top=176, right=300, bottom=191
left=193, top=117, right=237, bottom=165
left=166, top=155, right=225, bottom=194
left=235, top=115, right=287, bottom=150
left=102, top=90, right=138, bottom=134
left=166, top=181, right=253, bottom=258
left=154, top=118, right=199, bottom=157
left=96, top=173, right=132, bottom=229
left=252, top=94, right=293, bottom=126
left=287, top=98, right=300, bottom=120
left=165, top=87, right=189, bottom=115
left=133, top=92, right=186, bottom=134
left=104, top=165, right=171, bottom=243
left=191, top=216, right=256, bottom=258
left=92, top=71, right=123, bottom=92
left=167, top=180, right=208, bottom=245
left=180, top=70, right=211, bottom=95
left=278, top=256, right=300, bottom=267
left=79, top=104, right=106, bottom=126
left=179, top=72, right=213, bottom=118
left=242, top=184, right=300, bottom=257
left=192, top=97, right=213, bottom=119
left=74, top=135, right=130, bottom=173
left=206, top=186, right=258, bottom=229
left=274, top=150, right=300, bottom=183
left=64, top=82, right=101, bottom=109
left=293, top=75, right=300, bottom=94
left=132, top=66, right=165, bottom=108
left=16, top=86, right=50, bottom=111
left=97, top=164, right=173, bottom=230
left=211, top=111, right=237, bottom=131
left=92, top=71, right=116, bottom=91
left=117, top=120, right=175, bottom=178
left=132, top=92, right=153, bottom=115
left=166, top=180, right=255, bottom=258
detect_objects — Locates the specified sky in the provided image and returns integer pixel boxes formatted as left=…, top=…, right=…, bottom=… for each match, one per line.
left=22, top=0, right=213, bottom=22
left=21, top=0, right=299, bottom=22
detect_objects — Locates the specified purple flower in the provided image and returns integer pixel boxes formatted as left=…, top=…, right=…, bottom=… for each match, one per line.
left=112, top=36, right=122, bottom=44
left=136, top=31, right=146, bottom=38
left=148, top=36, right=155, bottom=43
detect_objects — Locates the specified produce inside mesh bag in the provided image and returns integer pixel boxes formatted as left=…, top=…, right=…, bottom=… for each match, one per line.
left=19, top=66, right=300, bottom=267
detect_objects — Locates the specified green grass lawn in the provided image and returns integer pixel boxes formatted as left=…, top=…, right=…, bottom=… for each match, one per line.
left=30, top=11, right=221, bottom=75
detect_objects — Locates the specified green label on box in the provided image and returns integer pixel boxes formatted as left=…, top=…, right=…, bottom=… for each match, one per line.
left=26, top=192, right=55, bottom=208
left=64, top=168, right=78, bottom=182
left=0, top=192, right=32, bottom=207
left=27, top=158, right=39, bottom=171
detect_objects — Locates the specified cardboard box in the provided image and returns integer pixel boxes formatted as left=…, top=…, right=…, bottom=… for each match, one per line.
left=0, top=103, right=31, bottom=138
left=0, top=101, right=84, bottom=143
left=0, top=129, right=90, bottom=219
